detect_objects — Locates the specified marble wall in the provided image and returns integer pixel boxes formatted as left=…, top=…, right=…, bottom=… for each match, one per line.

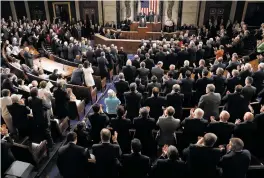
left=103, top=0, right=117, bottom=24
left=163, top=1, right=179, bottom=25
left=181, top=1, right=199, bottom=25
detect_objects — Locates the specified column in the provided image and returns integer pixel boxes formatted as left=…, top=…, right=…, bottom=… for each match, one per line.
left=75, top=0, right=80, bottom=21
left=10, top=1, right=17, bottom=21
left=229, top=1, right=237, bottom=23
left=103, top=0, right=117, bottom=24
left=181, top=1, right=199, bottom=25
left=198, top=1, right=206, bottom=26
left=44, top=0, right=50, bottom=23
left=24, top=1, right=31, bottom=21
left=98, top=0, right=103, bottom=25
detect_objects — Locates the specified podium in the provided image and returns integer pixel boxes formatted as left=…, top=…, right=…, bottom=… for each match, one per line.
left=137, top=27, right=149, bottom=40
left=130, top=22, right=161, bottom=32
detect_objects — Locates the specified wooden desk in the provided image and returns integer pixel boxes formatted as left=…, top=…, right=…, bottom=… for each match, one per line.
left=130, top=22, right=161, bottom=32
left=34, top=57, right=76, bottom=77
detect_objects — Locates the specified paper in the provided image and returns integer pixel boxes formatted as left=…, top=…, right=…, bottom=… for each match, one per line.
left=46, top=81, right=53, bottom=89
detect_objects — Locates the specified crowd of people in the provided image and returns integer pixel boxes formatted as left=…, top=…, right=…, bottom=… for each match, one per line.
left=1, top=15, right=264, bottom=178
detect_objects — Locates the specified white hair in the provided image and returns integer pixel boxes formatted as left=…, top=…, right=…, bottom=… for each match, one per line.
left=64, top=41, right=68, bottom=46
left=194, top=108, right=204, bottom=119
left=184, top=60, right=189, bottom=66
left=11, top=94, right=20, bottom=103
left=152, top=43, right=157, bottom=48
left=244, top=63, right=252, bottom=70
left=126, top=59, right=132, bottom=66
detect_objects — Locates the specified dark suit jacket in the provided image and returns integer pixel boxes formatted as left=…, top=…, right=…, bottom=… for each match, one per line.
left=88, top=113, right=109, bottom=143
left=222, top=93, right=248, bottom=122
left=212, top=75, right=226, bottom=95
left=137, top=67, right=149, bottom=85
left=179, top=66, right=193, bottom=78
left=180, top=78, right=194, bottom=94
left=7, top=103, right=30, bottom=130
left=151, top=158, right=186, bottom=178
left=166, top=92, right=184, bottom=118
left=57, top=143, right=89, bottom=178
left=219, top=150, right=251, bottom=178
left=195, top=77, right=213, bottom=99
left=53, top=87, right=70, bottom=119
left=97, top=56, right=109, bottom=78
left=254, top=113, right=264, bottom=149
left=147, top=82, right=161, bottom=96
left=86, top=51, right=95, bottom=65
left=196, top=49, right=205, bottom=62
left=226, top=76, right=241, bottom=93
left=164, top=79, right=178, bottom=94
left=183, top=144, right=223, bottom=178
left=132, top=59, right=140, bottom=69
left=92, top=142, right=122, bottom=177
left=49, top=73, right=58, bottom=81
left=124, top=91, right=142, bottom=119
left=241, top=85, right=256, bottom=104
left=114, top=80, right=129, bottom=103
left=211, top=63, right=226, bottom=74
left=2, top=78, right=17, bottom=93
left=122, top=65, right=137, bottom=84
left=23, top=51, right=33, bottom=68
left=143, top=58, right=155, bottom=71
left=151, top=67, right=164, bottom=82
left=207, top=121, right=235, bottom=145
left=226, top=61, right=240, bottom=73
left=28, top=96, right=51, bottom=127
left=198, top=92, right=221, bottom=119
left=252, top=70, right=264, bottom=93
left=70, top=68, right=84, bottom=85
left=239, top=70, right=252, bottom=85
left=144, top=96, right=166, bottom=120
left=121, top=153, right=150, bottom=178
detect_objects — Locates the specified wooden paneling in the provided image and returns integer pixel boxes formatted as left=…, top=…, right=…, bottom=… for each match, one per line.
left=130, top=22, right=162, bottom=32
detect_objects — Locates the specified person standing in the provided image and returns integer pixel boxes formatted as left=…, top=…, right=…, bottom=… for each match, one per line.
left=83, top=61, right=95, bottom=87
left=0, top=89, right=14, bottom=133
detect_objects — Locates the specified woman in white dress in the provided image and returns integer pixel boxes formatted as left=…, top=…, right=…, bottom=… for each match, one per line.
left=83, top=61, right=95, bottom=87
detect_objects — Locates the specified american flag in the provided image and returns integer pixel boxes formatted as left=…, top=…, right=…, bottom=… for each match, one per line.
left=141, top=0, right=158, bottom=14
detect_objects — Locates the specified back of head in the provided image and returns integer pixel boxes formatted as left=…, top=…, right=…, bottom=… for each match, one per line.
left=166, top=106, right=175, bottom=116
left=194, top=108, right=204, bottom=119
left=172, top=84, right=180, bottom=93
left=219, top=110, right=230, bottom=122
left=202, top=70, right=209, bottom=77
left=30, top=87, right=38, bottom=97
left=151, top=75, right=157, bottom=83
left=235, top=85, right=243, bottom=93
left=40, top=81, right=47, bottom=89
left=92, top=104, right=100, bottom=113
left=130, top=82, right=137, bottom=92
left=167, top=145, right=179, bottom=160
left=140, top=107, right=149, bottom=118
left=230, top=138, right=244, bottom=152
left=131, top=138, right=142, bottom=153
left=119, top=72, right=125, bottom=80
left=152, top=87, right=159, bottom=97
left=67, top=131, right=77, bottom=143
left=185, top=70, right=191, bottom=78
left=206, top=84, right=215, bottom=93
left=78, top=64, right=83, bottom=69
left=117, top=105, right=125, bottom=117
left=203, top=133, right=217, bottom=147
left=245, top=76, right=253, bottom=85
left=100, top=128, right=111, bottom=142
left=2, top=89, right=10, bottom=97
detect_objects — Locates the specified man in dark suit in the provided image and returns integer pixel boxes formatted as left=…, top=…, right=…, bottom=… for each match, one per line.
left=92, top=128, right=122, bottom=178
left=254, top=106, right=264, bottom=156
left=252, top=63, right=264, bottom=93
left=151, top=145, right=186, bottom=178
left=211, top=57, right=226, bottom=74
left=207, top=111, right=235, bottom=146
left=226, top=54, right=240, bottom=73
left=147, top=76, right=161, bottom=96
left=179, top=60, right=193, bottom=78
left=144, top=87, right=166, bottom=120
left=122, top=60, right=137, bottom=84
left=124, top=83, right=142, bottom=120
left=7, top=94, right=31, bottom=137
left=241, top=76, right=256, bottom=104
left=72, top=42, right=81, bottom=58
left=183, top=133, right=223, bottom=178
left=179, top=70, right=194, bottom=107
left=193, top=59, right=205, bottom=81
left=196, top=45, right=205, bottom=65
left=177, top=48, right=189, bottom=68
left=151, top=61, right=164, bottom=83
left=114, top=73, right=129, bottom=104
left=121, top=139, right=150, bottom=178
left=143, top=53, right=155, bottom=71
left=239, top=63, right=253, bottom=86
left=166, top=84, right=184, bottom=119
left=137, top=62, right=150, bottom=86
left=133, top=107, right=156, bottom=157
left=234, top=112, right=257, bottom=152
left=2, top=74, right=18, bottom=93
left=212, top=68, right=226, bottom=95
left=195, top=70, right=213, bottom=101
left=57, top=132, right=91, bottom=178
left=222, top=85, right=248, bottom=123
left=49, top=69, right=58, bottom=81
left=219, top=138, right=251, bottom=178
left=97, top=52, right=109, bottom=79
left=23, top=47, right=34, bottom=68
left=86, top=47, right=95, bottom=65
left=118, top=47, right=128, bottom=68
left=181, top=108, right=208, bottom=144
left=163, top=72, right=178, bottom=94
left=88, top=104, right=109, bottom=144
left=53, top=82, right=70, bottom=119
left=28, top=87, right=54, bottom=148
left=132, top=55, right=141, bottom=69
left=70, top=64, right=84, bottom=85
left=226, top=69, right=241, bottom=93
left=198, top=84, right=221, bottom=120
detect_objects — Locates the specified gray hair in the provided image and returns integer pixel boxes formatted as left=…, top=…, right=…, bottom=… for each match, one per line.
left=126, top=59, right=132, bottom=66
left=194, top=108, right=204, bottom=119
left=203, top=133, right=217, bottom=147
left=230, top=138, right=244, bottom=151
left=206, top=84, right=215, bottom=93
left=119, top=72, right=124, bottom=80
left=11, top=94, right=20, bottom=103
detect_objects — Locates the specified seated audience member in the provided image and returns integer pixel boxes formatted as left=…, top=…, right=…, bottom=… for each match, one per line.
left=49, top=69, right=59, bottom=81
left=104, top=89, right=121, bottom=119
left=110, top=106, right=132, bottom=153
left=163, top=72, right=178, bottom=94
left=17, top=79, right=30, bottom=92
left=166, top=84, right=184, bottom=119
left=151, top=145, right=186, bottom=178
left=147, top=76, right=161, bottom=96
left=91, top=129, right=122, bottom=178
left=242, top=76, right=256, bottom=104
left=57, top=132, right=90, bottom=178
left=219, top=138, right=251, bottom=178
left=198, top=84, right=221, bottom=120
left=124, top=83, right=142, bottom=120
left=28, top=87, right=54, bottom=148
left=2, top=74, right=18, bottom=93
left=74, top=55, right=82, bottom=64
left=144, top=87, right=166, bottom=120
left=38, top=69, right=49, bottom=79
left=212, top=68, right=226, bottom=95
left=151, top=61, right=164, bottom=83
left=114, top=73, right=129, bottom=104
left=252, top=63, right=264, bottom=93
left=74, top=121, right=91, bottom=148
left=207, top=111, right=235, bottom=146
left=222, top=85, right=248, bottom=123
left=70, top=64, right=84, bottom=85
left=226, top=69, right=241, bottom=93
left=88, top=104, right=109, bottom=144
left=121, top=138, right=150, bottom=178
left=134, top=107, right=156, bottom=157
left=234, top=112, right=257, bottom=152
left=122, top=59, right=136, bottom=84
left=53, top=82, right=70, bottom=119
left=135, top=78, right=146, bottom=94
left=183, top=133, right=223, bottom=178
left=0, top=89, right=14, bottom=133
left=156, top=106, right=180, bottom=146
left=181, top=108, right=208, bottom=144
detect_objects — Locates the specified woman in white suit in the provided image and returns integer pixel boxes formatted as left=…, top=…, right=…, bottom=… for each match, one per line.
left=83, top=61, right=95, bottom=87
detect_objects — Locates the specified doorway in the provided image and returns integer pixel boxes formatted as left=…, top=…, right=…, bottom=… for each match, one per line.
left=83, top=8, right=96, bottom=26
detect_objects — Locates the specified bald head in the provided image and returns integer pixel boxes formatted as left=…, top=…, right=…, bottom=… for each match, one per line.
left=243, top=112, right=254, bottom=121
left=194, top=108, right=204, bottom=119
left=219, top=110, right=230, bottom=122
left=100, top=128, right=111, bottom=142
